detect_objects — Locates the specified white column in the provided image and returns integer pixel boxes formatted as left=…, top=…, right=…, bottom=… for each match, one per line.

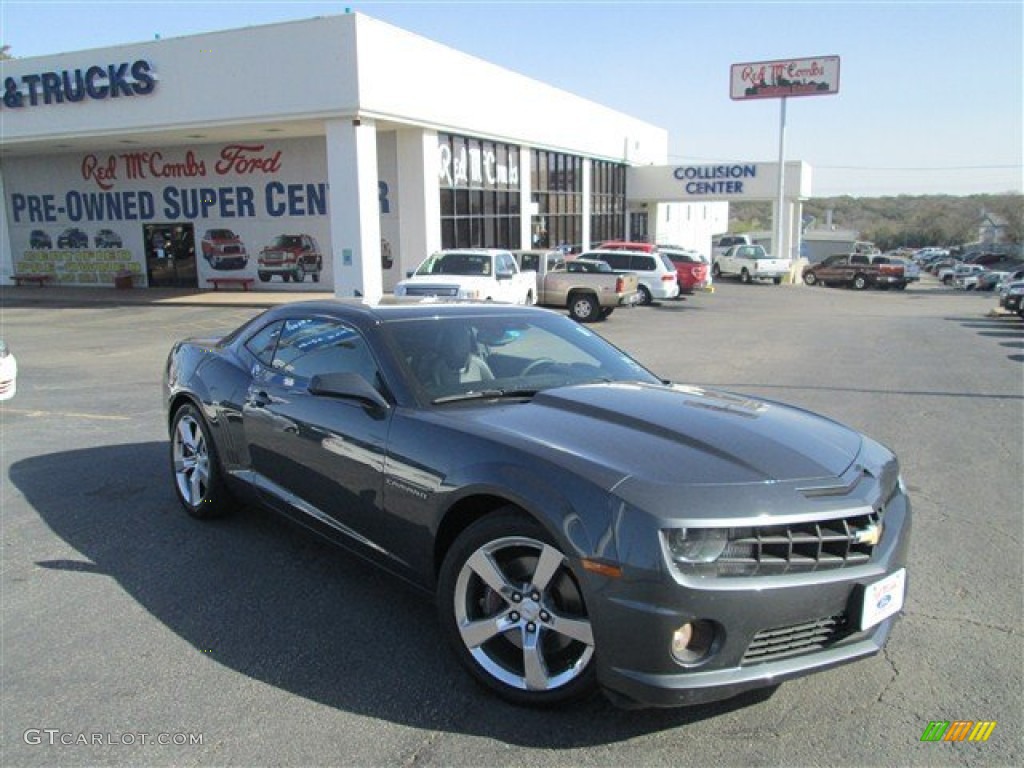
left=581, top=159, right=592, bottom=250
left=519, top=148, right=532, bottom=249
left=0, top=165, right=13, bottom=284
left=325, top=118, right=382, bottom=301
left=396, top=128, right=440, bottom=278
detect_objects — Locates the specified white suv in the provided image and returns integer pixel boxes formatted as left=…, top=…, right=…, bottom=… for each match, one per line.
left=581, top=249, right=680, bottom=305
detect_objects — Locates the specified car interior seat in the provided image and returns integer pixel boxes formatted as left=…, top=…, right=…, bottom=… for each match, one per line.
left=431, top=325, right=495, bottom=388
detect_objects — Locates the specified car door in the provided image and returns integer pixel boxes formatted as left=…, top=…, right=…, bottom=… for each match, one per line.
left=242, top=315, right=394, bottom=554
left=816, top=254, right=849, bottom=283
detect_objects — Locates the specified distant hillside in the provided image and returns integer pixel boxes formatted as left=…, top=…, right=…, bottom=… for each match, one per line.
left=729, top=194, right=1022, bottom=250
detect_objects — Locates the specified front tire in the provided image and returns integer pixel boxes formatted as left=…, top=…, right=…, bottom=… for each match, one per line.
left=853, top=274, right=868, bottom=290
left=803, top=271, right=818, bottom=286
left=711, top=263, right=721, bottom=279
left=258, top=271, right=270, bottom=282
left=437, top=509, right=597, bottom=707
left=170, top=403, right=232, bottom=519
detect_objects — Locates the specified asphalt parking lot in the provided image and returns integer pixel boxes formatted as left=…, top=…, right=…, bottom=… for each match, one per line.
left=1, top=278, right=1021, bottom=767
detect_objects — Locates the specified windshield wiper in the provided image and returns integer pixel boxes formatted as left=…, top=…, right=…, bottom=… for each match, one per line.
left=432, top=388, right=539, bottom=405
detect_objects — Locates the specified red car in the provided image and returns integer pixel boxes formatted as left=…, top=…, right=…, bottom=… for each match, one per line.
left=662, top=248, right=710, bottom=294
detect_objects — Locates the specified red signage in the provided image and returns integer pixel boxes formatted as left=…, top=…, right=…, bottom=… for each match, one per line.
left=730, top=56, right=840, bottom=100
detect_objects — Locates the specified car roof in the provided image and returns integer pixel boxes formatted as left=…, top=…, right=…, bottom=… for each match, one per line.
left=251, top=298, right=552, bottom=326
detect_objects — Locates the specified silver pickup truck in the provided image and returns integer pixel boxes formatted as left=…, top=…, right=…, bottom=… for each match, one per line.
left=513, top=250, right=640, bottom=322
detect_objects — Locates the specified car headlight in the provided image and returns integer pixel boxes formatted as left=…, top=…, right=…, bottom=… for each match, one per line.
left=460, top=288, right=482, bottom=300
left=664, top=528, right=728, bottom=564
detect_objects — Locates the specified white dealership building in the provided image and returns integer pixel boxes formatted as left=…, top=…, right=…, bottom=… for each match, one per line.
left=0, top=13, right=810, bottom=296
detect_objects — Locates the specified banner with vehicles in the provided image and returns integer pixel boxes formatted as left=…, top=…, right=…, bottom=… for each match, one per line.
left=3, top=137, right=336, bottom=290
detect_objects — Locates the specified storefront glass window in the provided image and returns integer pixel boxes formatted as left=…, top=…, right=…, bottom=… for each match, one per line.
left=438, top=133, right=522, bottom=249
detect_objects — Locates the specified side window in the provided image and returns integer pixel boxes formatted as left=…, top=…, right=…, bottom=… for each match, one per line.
left=519, top=253, right=540, bottom=272
left=635, top=256, right=656, bottom=272
left=245, top=321, right=284, bottom=366
left=273, top=317, right=380, bottom=387
left=601, top=253, right=627, bottom=270
left=850, top=255, right=868, bottom=265
left=498, top=252, right=516, bottom=274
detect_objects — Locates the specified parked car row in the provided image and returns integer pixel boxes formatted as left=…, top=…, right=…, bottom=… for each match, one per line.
left=29, top=228, right=123, bottom=249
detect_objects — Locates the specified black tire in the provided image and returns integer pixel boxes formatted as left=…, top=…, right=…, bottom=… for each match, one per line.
left=437, top=508, right=597, bottom=707
left=282, top=273, right=291, bottom=283
left=637, top=284, right=653, bottom=306
left=803, top=272, right=818, bottom=286
left=853, top=274, right=868, bottom=290
left=711, top=263, right=721, bottom=279
left=169, top=403, right=233, bottom=519
left=740, top=268, right=752, bottom=284
left=772, top=276, right=783, bottom=285
left=599, top=307, right=614, bottom=319
left=312, top=271, right=320, bottom=283
left=258, top=271, right=270, bottom=283
left=294, top=265, right=306, bottom=283
left=568, top=292, right=601, bottom=322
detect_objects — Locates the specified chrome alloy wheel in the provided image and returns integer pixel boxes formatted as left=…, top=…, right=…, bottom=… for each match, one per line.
left=173, top=412, right=211, bottom=507
left=453, top=535, right=594, bottom=692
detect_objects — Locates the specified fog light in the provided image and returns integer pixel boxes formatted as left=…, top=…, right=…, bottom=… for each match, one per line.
left=671, top=620, right=716, bottom=664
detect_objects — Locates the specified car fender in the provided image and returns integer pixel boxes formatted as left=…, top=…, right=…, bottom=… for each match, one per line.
left=436, top=457, right=626, bottom=570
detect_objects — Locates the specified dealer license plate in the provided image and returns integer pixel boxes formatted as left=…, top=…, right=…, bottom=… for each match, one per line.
left=860, top=568, right=906, bottom=630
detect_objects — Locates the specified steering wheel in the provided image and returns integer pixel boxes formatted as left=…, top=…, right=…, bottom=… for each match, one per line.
left=521, top=358, right=558, bottom=376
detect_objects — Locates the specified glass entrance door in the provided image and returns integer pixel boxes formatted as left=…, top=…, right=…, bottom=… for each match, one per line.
left=144, top=223, right=197, bottom=288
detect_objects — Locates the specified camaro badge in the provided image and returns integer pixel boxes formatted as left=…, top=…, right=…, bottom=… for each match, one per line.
left=855, top=522, right=883, bottom=547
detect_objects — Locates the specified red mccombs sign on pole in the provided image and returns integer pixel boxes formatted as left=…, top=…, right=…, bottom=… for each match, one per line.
left=729, top=55, right=840, bottom=273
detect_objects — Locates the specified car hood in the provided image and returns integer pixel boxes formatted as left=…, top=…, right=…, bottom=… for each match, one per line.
left=444, top=381, right=862, bottom=493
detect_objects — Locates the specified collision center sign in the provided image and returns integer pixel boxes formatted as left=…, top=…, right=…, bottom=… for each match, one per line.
left=730, top=55, right=840, bottom=100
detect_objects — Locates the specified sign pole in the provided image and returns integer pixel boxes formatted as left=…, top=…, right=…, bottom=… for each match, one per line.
left=775, top=96, right=787, bottom=266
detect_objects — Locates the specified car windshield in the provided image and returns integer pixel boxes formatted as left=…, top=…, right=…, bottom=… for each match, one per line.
left=383, top=312, right=660, bottom=404
left=415, top=252, right=492, bottom=276
left=209, top=230, right=235, bottom=239
left=270, top=236, right=303, bottom=248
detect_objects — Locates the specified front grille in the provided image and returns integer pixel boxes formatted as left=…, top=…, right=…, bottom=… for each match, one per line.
left=715, top=510, right=882, bottom=576
left=742, top=613, right=852, bottom=665
left=403, top=285, right=459, bottom=297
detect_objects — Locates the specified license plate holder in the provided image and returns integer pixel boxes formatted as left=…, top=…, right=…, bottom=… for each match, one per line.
left=859, top=568, right=906, bottom=631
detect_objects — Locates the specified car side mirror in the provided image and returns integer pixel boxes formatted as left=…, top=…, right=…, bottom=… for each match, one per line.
left=406, top=270, right=414, bottom=278
left=309, top=372, right=390, bottom=411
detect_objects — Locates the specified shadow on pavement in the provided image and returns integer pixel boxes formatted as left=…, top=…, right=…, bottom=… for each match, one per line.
left=10, top=442, right=774, bottom=747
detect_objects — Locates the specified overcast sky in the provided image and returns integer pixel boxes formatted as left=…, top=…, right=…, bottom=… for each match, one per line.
left=2, top=0, right=1021, bottom=197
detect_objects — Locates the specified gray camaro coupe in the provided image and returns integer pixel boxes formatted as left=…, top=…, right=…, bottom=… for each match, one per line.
left=164, top=300, right=911, bottom=709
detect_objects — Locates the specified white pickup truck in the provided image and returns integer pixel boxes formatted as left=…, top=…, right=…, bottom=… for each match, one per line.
left=394, top=249, right=537, bottom=304
left=712, top=244, right=791, bottom=285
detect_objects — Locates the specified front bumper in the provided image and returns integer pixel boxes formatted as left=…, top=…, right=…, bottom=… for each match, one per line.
left=590, top=493, right=911, bottom=709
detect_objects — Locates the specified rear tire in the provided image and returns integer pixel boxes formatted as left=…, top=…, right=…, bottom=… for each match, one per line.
left=170, top=403, right=233, bottom=519
left=258, top=271, right=270, bottom=283
left=740, top=268, right=752, bottom=284
left=637, top=285, right=653, bottom=306
left=853, top=274, right=868, bottom=290
left=569, top=293, right=601, bottom=323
